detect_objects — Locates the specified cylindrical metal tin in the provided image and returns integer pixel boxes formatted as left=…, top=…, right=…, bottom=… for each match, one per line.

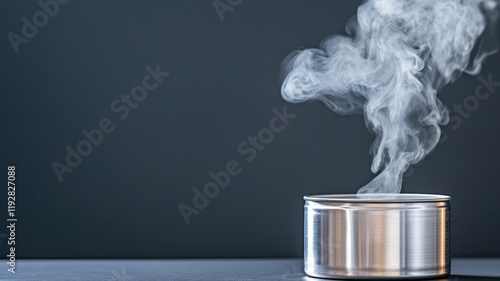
left=304, top=194, right=451, bottom=279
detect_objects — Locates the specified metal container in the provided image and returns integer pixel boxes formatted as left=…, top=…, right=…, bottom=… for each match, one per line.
left=304, top=194, right=451, bottom=279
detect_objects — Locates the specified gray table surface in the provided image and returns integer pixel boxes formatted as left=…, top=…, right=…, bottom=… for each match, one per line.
left=1, top=259, right=499, bottom=281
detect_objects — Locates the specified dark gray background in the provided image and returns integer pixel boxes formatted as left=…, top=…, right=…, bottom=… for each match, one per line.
left=1, top=0, right=499, bottom=259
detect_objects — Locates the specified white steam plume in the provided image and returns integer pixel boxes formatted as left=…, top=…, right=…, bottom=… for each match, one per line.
left=281, top=0, right=499, bottom=194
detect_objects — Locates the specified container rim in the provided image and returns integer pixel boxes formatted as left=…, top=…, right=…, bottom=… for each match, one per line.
left=304, top=193, right=451, bottom=203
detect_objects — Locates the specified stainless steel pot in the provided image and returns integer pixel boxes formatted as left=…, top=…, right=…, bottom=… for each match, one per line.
left=304, top=194, right=451, bottom=279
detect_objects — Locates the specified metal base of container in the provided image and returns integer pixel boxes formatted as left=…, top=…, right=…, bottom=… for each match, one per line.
left=304, top=194, right=451, bottom=280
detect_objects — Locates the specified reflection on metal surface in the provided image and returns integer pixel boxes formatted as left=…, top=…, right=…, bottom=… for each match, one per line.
left=304, top=194, right=451, bottom=279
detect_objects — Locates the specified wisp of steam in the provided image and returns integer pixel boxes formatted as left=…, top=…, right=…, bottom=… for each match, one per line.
left=281, top=0, right=499, bottom=194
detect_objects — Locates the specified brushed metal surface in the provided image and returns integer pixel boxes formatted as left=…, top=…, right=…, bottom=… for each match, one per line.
left=304, top=194, right=451, bottom=279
